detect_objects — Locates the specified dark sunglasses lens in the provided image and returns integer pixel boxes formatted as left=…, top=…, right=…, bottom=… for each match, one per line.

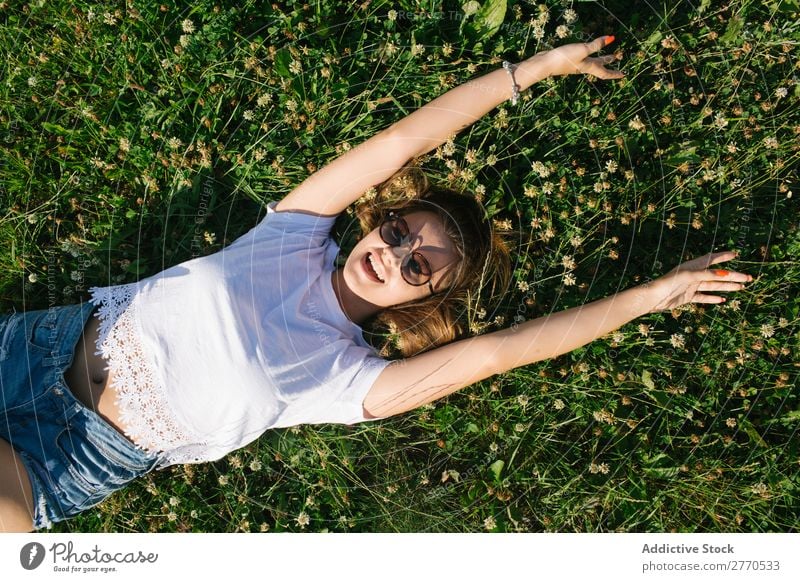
left=381, top=215, right=408, bottom=246
left=402, top=252, right=432, bottom=285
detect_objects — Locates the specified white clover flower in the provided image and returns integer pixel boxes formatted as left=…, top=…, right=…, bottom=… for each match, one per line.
left=775, top=87, right=788, bottom=99
left=563, top=273, right=576, bottom=286
left=669, top=333, right=685, bottom=349
left=531, top=160, right=550, bottom=178
left=556, top=25, right=569, bottom=39
left=563, top=9, right=578, bottom=24
left=483, top=516, right=497, bottom=531
left=296, top=511, right=310, bottom=528
left=182, top=19, right=195, bottom=34
left=387, top=9, right=398, bottom=21
left=760, top=323, right=775, bottom=338
left=628, top=115, right=646, bottom=132
left=561, top=255, right=577, bottom=270
left=605, top=160, right=618, bottom=173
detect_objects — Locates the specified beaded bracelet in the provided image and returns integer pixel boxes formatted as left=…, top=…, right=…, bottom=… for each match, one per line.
left=501, top=61, right=521, bottom=105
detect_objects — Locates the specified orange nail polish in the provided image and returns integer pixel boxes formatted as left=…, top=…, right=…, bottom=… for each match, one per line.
left=605, top=35, right=616, bottom=46
left=714, top=269, right=730, bottom=277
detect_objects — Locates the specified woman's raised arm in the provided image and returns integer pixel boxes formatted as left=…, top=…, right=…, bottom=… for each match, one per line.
left=276, top=38, right=622, bottom=216
left=363, top=251, right=751, bottom=418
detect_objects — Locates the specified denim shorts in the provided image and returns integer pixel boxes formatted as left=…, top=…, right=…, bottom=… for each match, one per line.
left=0, top=302, right=161, bottom=530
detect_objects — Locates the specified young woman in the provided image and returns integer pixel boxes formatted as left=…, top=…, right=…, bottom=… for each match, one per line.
left=0, top=38, right=751, bottom=531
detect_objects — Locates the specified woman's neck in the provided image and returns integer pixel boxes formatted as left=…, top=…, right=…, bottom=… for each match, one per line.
left=330, top=268, right=381, bottom=325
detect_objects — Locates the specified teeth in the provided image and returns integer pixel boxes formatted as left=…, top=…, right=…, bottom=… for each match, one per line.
left=367, top=254, right=385, bottom=282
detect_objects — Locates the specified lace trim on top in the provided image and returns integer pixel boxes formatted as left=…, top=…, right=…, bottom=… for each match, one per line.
left=89, top=283, right=205, bottom=457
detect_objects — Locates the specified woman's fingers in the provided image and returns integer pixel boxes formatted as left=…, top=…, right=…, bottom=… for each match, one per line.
left=697, top=281, right=745, bottom=292
left=692, top=294, right=727, bottom=304
left=706, top=250, right=739, bottom=265
left=587, top=36, right=615, bottom=54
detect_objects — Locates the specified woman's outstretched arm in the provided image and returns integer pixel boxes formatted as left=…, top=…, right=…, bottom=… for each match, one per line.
left=363, top=251, right=751, bottom=418
left=276, top=38, right=622, bottom=216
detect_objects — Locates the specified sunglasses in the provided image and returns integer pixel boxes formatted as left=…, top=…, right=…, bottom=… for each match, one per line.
left=379, top=211, right=435, bottom=295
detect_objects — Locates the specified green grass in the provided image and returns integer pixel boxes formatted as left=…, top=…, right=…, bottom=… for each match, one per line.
left=1, top=0, right=797, bottom=532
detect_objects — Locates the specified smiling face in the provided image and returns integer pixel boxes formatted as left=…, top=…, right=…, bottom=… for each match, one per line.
left=343, top=210, right=461, bottom=309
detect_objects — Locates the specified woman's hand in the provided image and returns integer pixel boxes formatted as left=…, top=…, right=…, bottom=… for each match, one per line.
left=538, top=37, right=624, bottom=79
left=639, top=251, right=753, bottom=314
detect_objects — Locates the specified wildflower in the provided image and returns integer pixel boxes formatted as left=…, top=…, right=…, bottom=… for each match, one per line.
left=243, top=110, right=254, bottom=121
left=669, top=333, right=685, bottom=349
left=257, top=93, right=272, bottom=108
left=775, top=87, right=788, bottom=99
left=218, top=474, right=229, bottom=486
left=442, top=42, right=453, bottom=57
left=605, top=160, right=618, bottom=173
left=561, top=255, right=577, bottom=270
left=524, top=185, right=539, bottom=198
left=296, top=511, right=310, bottom=528
left=553, top=399, right=565, bottom=410
left=726, top=417, right=737, bottom=428
left=563, top=9, right=578, bottom=24
left=612, top=331, right=624, bottom=344
left=28, top=273, right=38, bottom=283
left=556, top=25, right=569, bottom=39
left=27, top=76, right=37, bottom=87
left=563, top=273, right=576, bottom=286
left=289, top=60, right=302, bottom=75
left=589, top=462, right=610, bottom=474
left=387, top=9, right=397, bottom=21
left=484, top=516, right=497, bottom=531
left=517, top=280, right=530, bottom=292
left=608, top=249, right=619, bottom=260
left=168, top=511, right=178, bottom=522
left=628, top=115, right=646, bottom=132
left=638, top=324, right=650, bottom=336
left=713, top=113, right=729, bottom=129
left=103, top=12, right=117, bottom=25
left=119, top=137, right=130, bottom=152
left=182, top=19, right=195, bottom=34
left=531, top=161, right=550, bottom=178
left=486, top=153, right=498, bottom=166
left=760, top=323, right=775, bottom=338
left=763, top=136, right=779, bottom=149
left=249, top=459, right=262, bottom=471
left=593, top=409, right=615, bottom=424
left=778, top=317, right=788, bottom=328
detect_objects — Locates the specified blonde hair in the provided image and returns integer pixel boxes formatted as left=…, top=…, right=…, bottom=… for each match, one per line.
left=353, top=164, right=513, bottom=358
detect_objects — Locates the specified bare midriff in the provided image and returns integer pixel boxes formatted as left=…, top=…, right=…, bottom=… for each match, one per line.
left=63, top=314, right=135, bottom=444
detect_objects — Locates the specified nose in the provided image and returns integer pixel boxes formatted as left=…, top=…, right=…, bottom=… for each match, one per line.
left=385, top=244, right=409, bottom=272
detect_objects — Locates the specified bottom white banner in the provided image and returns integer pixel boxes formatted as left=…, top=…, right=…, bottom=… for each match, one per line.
left=2, top=533, right=797, bottom=581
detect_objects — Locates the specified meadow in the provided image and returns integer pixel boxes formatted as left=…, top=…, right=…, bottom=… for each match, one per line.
left=0, top=0, right=797, bottom=532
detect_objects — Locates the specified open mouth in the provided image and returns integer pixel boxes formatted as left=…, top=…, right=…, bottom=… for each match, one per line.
left=363, top=252, right=385, bottom=283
